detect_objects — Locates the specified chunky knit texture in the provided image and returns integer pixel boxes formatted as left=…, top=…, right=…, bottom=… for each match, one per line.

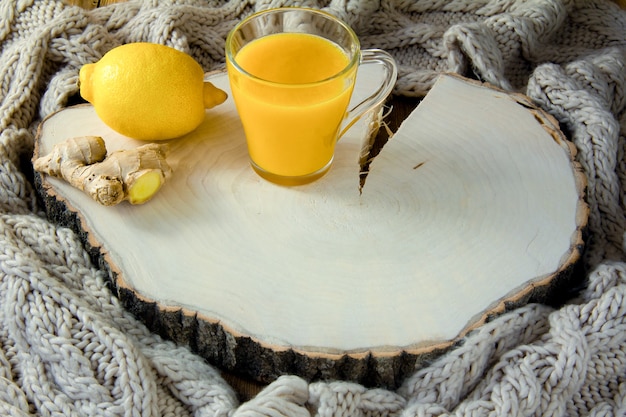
left=1, top=0, right=626, bottom=416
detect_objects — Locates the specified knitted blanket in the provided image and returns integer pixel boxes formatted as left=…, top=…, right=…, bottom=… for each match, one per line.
left=1, top=0, right=626, bottom=416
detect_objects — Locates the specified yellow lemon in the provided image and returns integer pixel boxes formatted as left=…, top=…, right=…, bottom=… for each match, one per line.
left=79, top=43, right=227, bottom=141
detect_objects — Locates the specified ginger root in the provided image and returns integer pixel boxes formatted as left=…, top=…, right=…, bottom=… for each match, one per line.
left=34, top=136, right=173, bottom=206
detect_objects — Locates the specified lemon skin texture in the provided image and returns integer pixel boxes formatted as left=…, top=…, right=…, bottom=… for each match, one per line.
left=80, top=43, right=225, bottom=141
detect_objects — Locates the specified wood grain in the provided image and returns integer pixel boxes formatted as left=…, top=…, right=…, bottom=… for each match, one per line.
left=34, top=73, right=587, bottom=389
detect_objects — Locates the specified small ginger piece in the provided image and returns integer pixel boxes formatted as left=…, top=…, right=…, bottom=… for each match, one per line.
left=34, top=136, right=172, bottom=206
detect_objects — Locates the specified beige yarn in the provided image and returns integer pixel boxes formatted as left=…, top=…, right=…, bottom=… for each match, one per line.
left=1, top=0, right=626, bottom=416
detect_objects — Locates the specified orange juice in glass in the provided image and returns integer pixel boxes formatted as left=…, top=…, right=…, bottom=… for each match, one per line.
left=226, top=7, right=397, bottom=185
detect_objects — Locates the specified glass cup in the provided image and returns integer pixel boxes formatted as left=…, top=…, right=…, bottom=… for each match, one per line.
left=226, top=7, right=397, bottom=186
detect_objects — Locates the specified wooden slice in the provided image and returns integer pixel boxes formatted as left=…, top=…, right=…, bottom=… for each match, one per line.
left=33, top=72, right=588, bottom=389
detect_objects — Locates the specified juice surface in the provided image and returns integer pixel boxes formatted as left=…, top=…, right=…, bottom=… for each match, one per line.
left=236, top=32, right=350, bottom=84
left=229, top=33, right=356, bottom=179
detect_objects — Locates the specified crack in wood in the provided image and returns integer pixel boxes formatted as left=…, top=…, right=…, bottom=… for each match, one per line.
left=358, top=105, right=394, bottom=195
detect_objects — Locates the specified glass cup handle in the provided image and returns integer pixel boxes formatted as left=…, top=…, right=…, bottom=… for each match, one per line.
left=338, top=49, right=398, bottom=139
